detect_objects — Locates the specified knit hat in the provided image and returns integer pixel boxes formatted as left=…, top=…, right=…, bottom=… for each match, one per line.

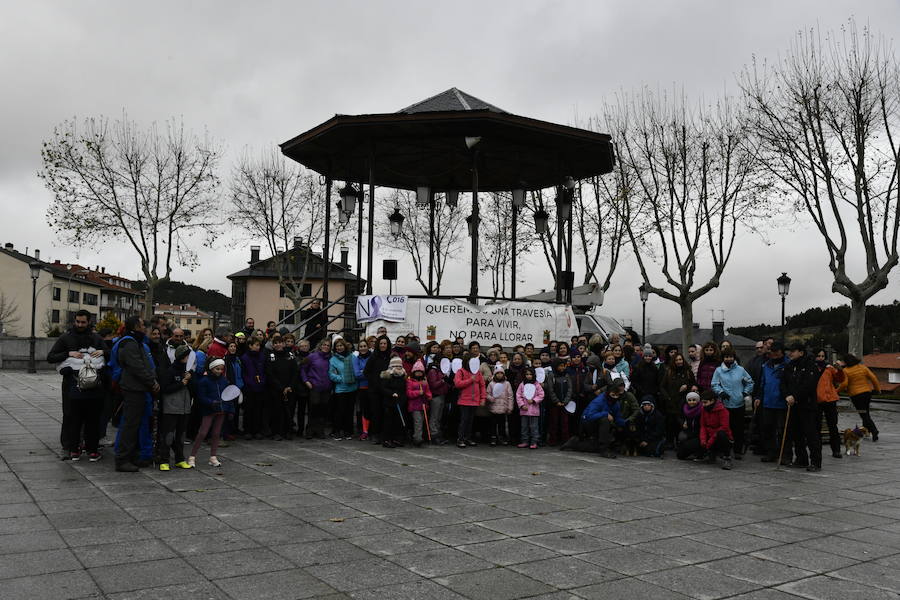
left=208, top=358, right=225, bottom=371
left=493, top=363, right=505, bottom=374
left=389, top=356, right=403, bottom=369
left=407, top=340, right=421, bottom=355
left=640, top=397, right=655, bottom=408
left=175, top=345, right=191, bottom=360
left=412, top=360, right=425, bottom=373
left=235, top=331, right=246, bottom=338
left=685, top=391, right=700, bottom=402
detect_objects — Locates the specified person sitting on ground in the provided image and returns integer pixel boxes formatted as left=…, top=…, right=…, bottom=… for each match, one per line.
left=634, top=397, right=666, bottom=457
left=699, top=389, right=734, bottom=470
left=676, top=391, right=704, bottom=460
left=564, top=379, right=628, bottom=458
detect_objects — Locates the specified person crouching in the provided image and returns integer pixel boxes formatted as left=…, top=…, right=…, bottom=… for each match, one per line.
left=700, top=390, right=734, bottom=470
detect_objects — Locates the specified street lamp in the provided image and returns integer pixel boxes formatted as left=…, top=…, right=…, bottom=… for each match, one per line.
left=533, top=207, right=550, bottom=235
left=777, top=272, right=791, bottom=339
left=415, top=186, right=431, bottom=208
left=465, top=212, right=481, bottom=237
left=445, top=190, right=459, bottom=208
left=337, top=201, right=349, bottom=225
left=388, top=207, right=405, bottom=239
left=639, top=283, right=649, bottom=341
left=28, top=261, right=41, bottom=374
left=338, top=183, right=358, bottom=216
left=511, top=188, right=526, bottom=209
left=555, top=185, right=573, bottom=220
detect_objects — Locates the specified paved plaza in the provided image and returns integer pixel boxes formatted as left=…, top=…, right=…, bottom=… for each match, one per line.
left=1, top=372, right=899, bottom=600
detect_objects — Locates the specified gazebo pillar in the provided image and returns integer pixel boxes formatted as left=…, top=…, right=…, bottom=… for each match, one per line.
left=469, top=163, right=480, bottom=304
left=365, top=151, right=375, bottom=295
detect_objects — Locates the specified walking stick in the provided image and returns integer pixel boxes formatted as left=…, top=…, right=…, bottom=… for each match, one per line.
left=395, top=404, right=407, bottom=428
left=423, top=404, right=432, bottom=442
left=776, top=403, right=793, bottom=467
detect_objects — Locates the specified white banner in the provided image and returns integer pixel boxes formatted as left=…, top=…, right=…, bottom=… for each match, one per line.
left=365, top=298, right=579, bottom=347
left=356, top=295, right=408, bottom=323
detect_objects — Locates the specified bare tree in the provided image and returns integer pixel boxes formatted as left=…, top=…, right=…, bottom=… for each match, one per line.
left=609, top=89, right=761, bottom=350
left=39, top=116, right=221, bottom=317
left=478, top=192, right=538, bottom=298
left=375, top=189, right=466, bottom=295
left=742, top=23, right=900, bottom=356
left=229, top=148, right=354, bottom=311
left=0, top=292, right=20, bottom=335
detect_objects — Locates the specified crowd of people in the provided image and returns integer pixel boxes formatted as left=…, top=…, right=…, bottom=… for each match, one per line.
left=46, top=310, right=883, bottom=474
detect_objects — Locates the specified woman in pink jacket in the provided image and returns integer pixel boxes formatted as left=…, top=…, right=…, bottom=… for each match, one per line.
left=487, top=364, right=513, bottom=446
left=516, top=367, right=544, bottom=449
left=453, top=352, right=486, bottom=448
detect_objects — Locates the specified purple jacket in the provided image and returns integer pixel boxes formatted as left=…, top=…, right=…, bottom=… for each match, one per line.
left=240, top=350, right=266, bottom=393
left=302, top=350, right=332, bottom=391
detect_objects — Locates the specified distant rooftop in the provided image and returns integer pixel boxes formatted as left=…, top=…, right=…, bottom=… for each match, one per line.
left=398, top=87, right=506, bottom=114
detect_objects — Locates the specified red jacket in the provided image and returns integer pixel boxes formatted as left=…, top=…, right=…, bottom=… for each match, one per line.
left=207, top=338, right=228, bottom=360
left=406, top=377, right=432, bottom=412
left=453, top=368, right=486, bottom=407
left=700, top=400, right=732, bottom=448
left=426, top=365, right=451, bottom=397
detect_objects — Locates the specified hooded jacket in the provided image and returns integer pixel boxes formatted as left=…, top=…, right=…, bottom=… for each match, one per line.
left=329, top=351, right=358, bottom=394
left=760, top=356, right=789, bottom=409
left=582, top=392, right=627, bottom=427
left=635, top=403, right=665, bottom=445
left=515, top=380, right=544, bottom=417
left=406, top=376, right=432, bottom=412
left=711, top=362, right=754, bottom=409
left=816, top=364, right=844, bottom=403
left=426, top=362, right=451, bottom=397
left=781, top=354, right=820, bottom=406
left=301, top=350, right=332, bottom=392
left=699, top=399, right=732, bottom=448
left=115, top=332, right=157, bottom=393
left=266, top=347, right=297, bottom=393
left=196, top=371, right=233, bottom=415
left=352, top=351, right=371, bottom=389
left=454, top=367, right=486, bottom=407
left=486, top=379, right=514, bottom=415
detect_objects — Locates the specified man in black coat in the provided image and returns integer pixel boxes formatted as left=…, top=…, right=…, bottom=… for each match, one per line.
left=47, top=310, right=108, bottom=461
left=301, top=299, right=328, bottom=347
left=781, top=342, right=822, bottom=471
left=114, top=316, right=159, bottom=472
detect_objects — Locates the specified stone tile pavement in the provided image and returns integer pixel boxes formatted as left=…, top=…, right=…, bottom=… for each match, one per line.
left=1, top=372, right=900, bottom=600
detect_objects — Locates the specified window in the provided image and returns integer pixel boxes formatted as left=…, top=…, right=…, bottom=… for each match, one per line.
left=52, top=287, right=61, bottom=301
left=83, top=293, right=98, bottom=306
left=280, top=282, right=312, bottom=297
left=278, top=309, right=296, bottom=325
left=51, top=310, right=60, bottom=323
left=68, top=290, right=79, bottom=303
left=196, top=319, right=201, bottom=325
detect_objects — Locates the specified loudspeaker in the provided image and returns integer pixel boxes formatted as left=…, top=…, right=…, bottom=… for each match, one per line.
left=383, top=259, right=398, bottom=280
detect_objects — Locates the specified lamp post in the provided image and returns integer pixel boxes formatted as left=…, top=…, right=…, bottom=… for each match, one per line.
left=638, top=283, right=649, bottom=341
left=388, top=207, right=405, bottom=239
left=777, top=272, right=791, bottom=341
left=510, top=188, right=525, bottom=300
left=28, top=261, right=41, bottom=374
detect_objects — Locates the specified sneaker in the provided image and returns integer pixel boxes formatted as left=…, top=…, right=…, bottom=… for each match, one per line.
left=174, top=461, right=192, bottom=469
left=69, top=451, right=82, bottom=461
left=159, top=463, right=171, bottom=471
left=516, top=443, right=529, bottom=448
left=209, top=457, right=222, bottom=467
left=489, top=437, right=498, bottom=447
left=359, top=432, right=369, bottom=441
left=88, top=452, right=102, bottom=462
left=187, top=456, right=196, bottom=468
left=465, top=440, right=477, bottom=447
left=529, top=444, right=538, bottom=450
left=115, top=462, right=139, bottom=472
left=457, top=440, right=467, bottom=448
left=722, top=457, right=733, bottom=470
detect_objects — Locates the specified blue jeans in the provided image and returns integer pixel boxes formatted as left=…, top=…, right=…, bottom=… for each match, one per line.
left=520, top=415, right=540, bottom=445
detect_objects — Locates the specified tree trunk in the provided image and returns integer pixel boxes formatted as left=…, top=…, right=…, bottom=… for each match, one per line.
left=680, top=299, right=694, bottom=353
left=847, top=297, right=866, bottom=357
left=143, top=282, right=155, bottom=320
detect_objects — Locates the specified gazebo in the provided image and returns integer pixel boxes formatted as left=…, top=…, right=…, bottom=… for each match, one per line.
left=280, top=88, right=615, bottom=304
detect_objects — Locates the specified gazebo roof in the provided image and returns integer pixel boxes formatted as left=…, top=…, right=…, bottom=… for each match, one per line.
left=280, top=88, right=614, bottom=192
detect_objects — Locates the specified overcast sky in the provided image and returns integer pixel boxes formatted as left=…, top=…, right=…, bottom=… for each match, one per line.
left=2, top=0, right=899, bottom=334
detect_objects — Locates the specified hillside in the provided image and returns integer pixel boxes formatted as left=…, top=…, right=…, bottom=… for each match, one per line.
left=134, top=280, right=231, bottom=316
left=729, top=301, right=900, bottom=354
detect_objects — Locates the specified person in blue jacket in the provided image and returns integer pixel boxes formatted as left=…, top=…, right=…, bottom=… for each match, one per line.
left=754, top=342, right=791, bottom=464
left=562, top=379, right=628, bottom=458
left=188, top=359, right=231, bottom=468
left=329, top=338, right=359, bottom=439
left=352, top=340, right=372, bottom=440
left=711, top=348, right=754, bottom=458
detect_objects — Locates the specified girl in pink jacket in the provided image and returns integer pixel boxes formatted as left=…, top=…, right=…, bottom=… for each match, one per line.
left=453, top=353, right=486, bottom=448
left=406, top=361, right=432, bottom=446
left=487, top=365, right=513, bottom=446
left=516, top=367, right=544, bottom=449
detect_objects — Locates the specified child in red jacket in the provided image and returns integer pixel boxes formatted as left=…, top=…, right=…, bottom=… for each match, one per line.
left=700, top=390, right=734, bottom=470
left=407, top=361, right=432, bottom=447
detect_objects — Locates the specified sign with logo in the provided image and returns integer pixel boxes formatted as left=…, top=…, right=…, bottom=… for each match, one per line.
left=356, top=295, right=408, bottom=323
left=364, top=298, right=578, bottom=346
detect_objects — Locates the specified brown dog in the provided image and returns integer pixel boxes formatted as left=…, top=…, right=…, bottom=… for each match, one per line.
left=842, top=427, right=869, bottom=456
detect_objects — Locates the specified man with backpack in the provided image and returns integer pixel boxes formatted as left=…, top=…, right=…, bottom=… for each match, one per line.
left=47, top=310, right=108, bottom=461
left=112, top=316, right=159, bottom=472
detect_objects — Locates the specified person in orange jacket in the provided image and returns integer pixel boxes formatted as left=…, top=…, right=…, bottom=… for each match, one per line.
left=838, top=353, right=881, bottom=441
left=814, top=349, right=845, bottom=458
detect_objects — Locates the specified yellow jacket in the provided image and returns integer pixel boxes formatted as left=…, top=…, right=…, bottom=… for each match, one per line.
left=838, top=364, right=880, bottom=396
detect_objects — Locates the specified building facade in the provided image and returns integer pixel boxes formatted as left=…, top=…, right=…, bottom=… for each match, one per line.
left=0, top=243, right=144, bottom=338
left=228, top=244, right=365, bottom=337
left=153, top=303, right=213, bottom=336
